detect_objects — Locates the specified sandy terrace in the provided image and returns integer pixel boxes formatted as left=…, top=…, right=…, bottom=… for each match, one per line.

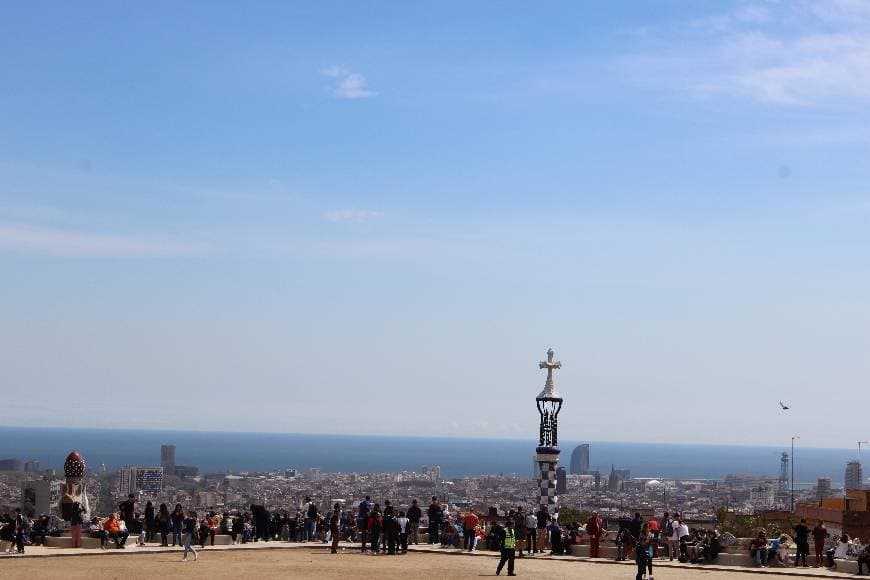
left=0, top=546, right=860, bottom=580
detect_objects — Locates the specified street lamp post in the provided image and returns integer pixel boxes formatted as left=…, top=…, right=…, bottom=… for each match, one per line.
left=791, top=436, right=800, bottom=512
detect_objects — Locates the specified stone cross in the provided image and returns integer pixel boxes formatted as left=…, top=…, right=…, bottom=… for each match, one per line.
left=539, top=348, right=561, bottom=387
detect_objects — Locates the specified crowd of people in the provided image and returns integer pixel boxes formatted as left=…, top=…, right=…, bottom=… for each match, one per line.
left=5, top=497, right=870, bottom=576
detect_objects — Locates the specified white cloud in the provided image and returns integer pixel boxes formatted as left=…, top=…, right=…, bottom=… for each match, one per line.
left=323, top=209, right=384, bottom=223
left=623, top=1, right=870, bottom=107
left=0, top=223, right=202, bottom=257
left=321, top=65, right=377, bottom=99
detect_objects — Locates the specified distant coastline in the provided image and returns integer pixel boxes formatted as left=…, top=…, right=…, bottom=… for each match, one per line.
left=0, top=426, right=856, bottom=485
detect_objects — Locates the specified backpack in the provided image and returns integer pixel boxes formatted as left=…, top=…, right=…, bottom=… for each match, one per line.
left=307, top=503, right=318, bottom=518
left=665, top=520, right=674, bottom=537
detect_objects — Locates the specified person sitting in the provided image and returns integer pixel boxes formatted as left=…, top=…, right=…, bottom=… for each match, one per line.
left=103, top=514, right=129, bottom=548
left=833, top=533, right=850, bottom=560
left=858, top=544, right=870, bottom=576
left=766, top=535, right=783, bottom=566
left=693, top=529, right=721, bottom=563
left=86, top=516, right=109, bottom=548
left=0, top=515, right=16, bottom=553
left=750, top=531, right=769, bottom=567
left=30, top=515, right=50, bottom=546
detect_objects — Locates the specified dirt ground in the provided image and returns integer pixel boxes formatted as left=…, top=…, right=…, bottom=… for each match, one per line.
left=0, top=547, right=844, bottom=580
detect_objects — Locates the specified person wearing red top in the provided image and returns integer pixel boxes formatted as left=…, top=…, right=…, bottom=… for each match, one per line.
left=103, top=514, right=129, bottom=549
left=463, top=510, right=480, bottom=552
left=586, top=512, right=603, bottom=558
left=811, top=521, right=828, bottom=567
left=648, top=518, right=661, bottom=558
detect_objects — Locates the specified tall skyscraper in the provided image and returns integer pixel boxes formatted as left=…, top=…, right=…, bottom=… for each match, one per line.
left=556, top=467, right=567, bottom=494
left=160, top=445, right=176, bottom=475
left=570, top=444, right=590, bottom=475
left=846, top=461, right=864, bottom=490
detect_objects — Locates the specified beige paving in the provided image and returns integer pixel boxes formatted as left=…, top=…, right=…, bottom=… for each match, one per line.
left=0, top=543, right=861, bottom=580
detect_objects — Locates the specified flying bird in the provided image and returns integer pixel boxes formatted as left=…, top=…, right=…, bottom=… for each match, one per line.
left=779, top=401, right=790, bottom=411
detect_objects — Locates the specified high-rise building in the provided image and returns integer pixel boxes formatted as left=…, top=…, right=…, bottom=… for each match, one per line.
left=21, top=477, right=62, bottom=516
left=160, top=445, right=176, bottom=475
left=118, top=466, right=164, bottom=496
left=846, top=461, right=864, bottom=490
left=556, top=467, right=567, bottom=494
left=24, top=460, right=41, bottom=473
left=817, top=477, right=832, bottom=500
left=570, top=444, right=590, bottom=475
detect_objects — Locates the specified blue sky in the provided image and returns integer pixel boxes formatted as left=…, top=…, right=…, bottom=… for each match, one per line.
left=1, top=1, right=869, bottom=449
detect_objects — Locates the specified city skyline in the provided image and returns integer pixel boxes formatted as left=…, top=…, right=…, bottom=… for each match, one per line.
left=2, top=1, right=870, bottom=446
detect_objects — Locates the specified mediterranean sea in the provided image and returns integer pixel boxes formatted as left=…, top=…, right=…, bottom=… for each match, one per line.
left=0, top=427, right=856, bottom=486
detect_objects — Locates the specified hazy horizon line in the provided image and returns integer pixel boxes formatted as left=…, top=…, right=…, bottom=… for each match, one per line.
left=0, top=425, right=857, bottom=453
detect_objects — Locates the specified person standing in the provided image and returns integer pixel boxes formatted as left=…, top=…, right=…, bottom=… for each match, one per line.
left=660, top=512, right=673, bottom=559
left=407, top=499, right=422, bottom=545
left=119, top=494, right=137, bottom=533
left=182, top=510, right=198, bottom=561
left=524, top=510, right=538, bottom=554
left=368, top=504, right=382, bottom=554
left=427, top=497, right=442, bottom=544
left=303, top=497, right=318, bottom=543
left=157, top=503, right=170, bottom=546
left=535, top=506, right=549, bottom=554
left=668, top=514, right=681, bottom=561
left=396, top=511, right=410, bottom=554
left=496, top=518, right=517, bottom=576
left=70, top=501, right=86, bottom=548
left=811, top=520, right=827, bottom=567
left=628, top=512, right=643, bottom=557
left=647, top=517, right=661, bottom=558
left=358, top=496, right=372, bottom=552
left=13, top=508, right=26, bottom=554
left=586, top=511, right=603, bottom=558
left=329, top=504, right=341, bottom=554
left=635, top=522, right=653, bottom=580
left=144, top=501, right=155, bottom=543
left=513, top=507, right=526, bottom=557
left=793, top=519, right=810, bottom=567
left=464, top=509, right=480, bottom=552
left=171, top=504, right=184, bottom=546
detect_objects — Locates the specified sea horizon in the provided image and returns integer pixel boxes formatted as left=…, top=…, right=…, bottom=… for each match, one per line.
left=0, top=426, right=859, bottom=486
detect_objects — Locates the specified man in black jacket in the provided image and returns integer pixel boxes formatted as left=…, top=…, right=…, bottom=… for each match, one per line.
left=496, top=518, right=518, bottom=576
left=535, top=506, right=549, bottom=554
left=793, top=519, right=810, bottom=567
left=383, top=500, right=398, bottom=554
left=427, top=497, right=442, bottom=544
left=407, top=499, right=422, bottom=545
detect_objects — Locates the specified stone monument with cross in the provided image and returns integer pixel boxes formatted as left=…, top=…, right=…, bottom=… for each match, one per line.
left=535, top=348, right=564, bottom=512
